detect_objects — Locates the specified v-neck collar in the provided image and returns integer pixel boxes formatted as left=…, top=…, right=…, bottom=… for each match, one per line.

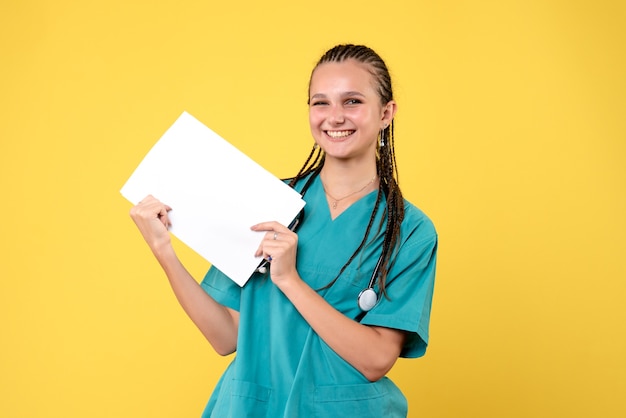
left=309, top=174, right=379, bottom=222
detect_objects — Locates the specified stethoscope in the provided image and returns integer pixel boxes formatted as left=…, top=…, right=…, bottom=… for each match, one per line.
left=255, top=171, right=383, bottom=313
left=357, top=255, right=383, bottom=312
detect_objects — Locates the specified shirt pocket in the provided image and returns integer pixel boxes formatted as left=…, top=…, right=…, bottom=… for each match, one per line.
left=313, top=379, right=407, bottom=418
left=211, top=379, right=272, bottom=418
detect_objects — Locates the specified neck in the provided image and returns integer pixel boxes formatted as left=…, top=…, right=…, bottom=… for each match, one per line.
left=320, top=159, right=378, bottom=190
left=319, top=160, right=378, bottom=211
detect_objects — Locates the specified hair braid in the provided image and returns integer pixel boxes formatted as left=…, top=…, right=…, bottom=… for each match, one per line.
left=292, top=44, right=405, bottom=298
left=376, top=120, right=404, bottom=296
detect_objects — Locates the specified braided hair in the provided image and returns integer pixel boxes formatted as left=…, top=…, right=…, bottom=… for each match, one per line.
left=288, top=44, right=404, bottom=297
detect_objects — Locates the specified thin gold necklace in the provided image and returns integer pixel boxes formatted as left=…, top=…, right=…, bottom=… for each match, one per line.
left=322, top=175, right=377, bottom=209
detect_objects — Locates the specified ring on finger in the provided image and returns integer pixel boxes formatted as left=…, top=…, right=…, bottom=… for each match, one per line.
left=273, top=232, right=278, bottom=240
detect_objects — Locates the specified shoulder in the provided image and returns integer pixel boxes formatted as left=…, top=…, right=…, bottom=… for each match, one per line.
left=385, top=200, right=438, bottom=286
left=400, top=200, right=437, bottom=246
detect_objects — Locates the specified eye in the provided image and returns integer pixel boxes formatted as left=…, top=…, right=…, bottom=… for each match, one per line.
left=310, top=100, right=328, bottom=106
left=345, top=98, right=362, bottom=105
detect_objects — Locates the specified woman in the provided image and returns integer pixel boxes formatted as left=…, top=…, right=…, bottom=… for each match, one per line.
left=130, top=44, right=437, bottom=417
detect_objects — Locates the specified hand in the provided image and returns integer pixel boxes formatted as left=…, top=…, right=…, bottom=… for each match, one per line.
left=251, top=221, right=299, bottom=286
left=129, top=195, right=173, bottom=252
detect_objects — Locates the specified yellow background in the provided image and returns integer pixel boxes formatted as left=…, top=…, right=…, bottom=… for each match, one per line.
left=1, top=1, right=624, bottom=417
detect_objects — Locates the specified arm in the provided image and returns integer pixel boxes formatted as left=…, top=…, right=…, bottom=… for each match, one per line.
left=130, top=195, right=239, bottom=356
left=252, top=222, right=405, bottom=382
left=280, top=279, right=405, bottom=381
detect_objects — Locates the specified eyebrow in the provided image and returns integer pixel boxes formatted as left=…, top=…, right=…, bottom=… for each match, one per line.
left=310, top=91, right=367, bottom=100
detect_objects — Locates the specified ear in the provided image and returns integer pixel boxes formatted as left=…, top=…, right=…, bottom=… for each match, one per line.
left=381, top=100, right=397, bottom=128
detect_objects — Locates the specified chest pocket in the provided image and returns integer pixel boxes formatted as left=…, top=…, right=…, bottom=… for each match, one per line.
left=313, top=378, right=408, bottom=418
left=298, top=264, right=366, bottom=319
left=209, top=379, right=271, bottom=418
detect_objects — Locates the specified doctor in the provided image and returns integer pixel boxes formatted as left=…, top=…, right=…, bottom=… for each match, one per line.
left=130, top=44, right=437, bottom=417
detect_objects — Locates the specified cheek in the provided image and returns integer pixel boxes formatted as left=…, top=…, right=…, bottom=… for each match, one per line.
left=308, top=110, right=323, bottom=130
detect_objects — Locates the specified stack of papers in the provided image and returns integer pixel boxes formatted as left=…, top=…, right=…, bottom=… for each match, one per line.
left=121, top=111, right=306, bottom=286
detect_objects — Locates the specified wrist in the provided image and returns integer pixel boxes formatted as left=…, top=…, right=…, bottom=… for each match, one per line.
left=151, top=239, right=175, bottom=263
left=275, top=272, right=308, bottom=300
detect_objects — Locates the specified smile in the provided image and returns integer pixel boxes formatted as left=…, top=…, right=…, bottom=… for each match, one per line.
left=325, top=130, right=355, bottom=139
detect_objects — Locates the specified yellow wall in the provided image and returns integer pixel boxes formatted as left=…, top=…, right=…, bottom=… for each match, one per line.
left=1, top=1, right=624, bottom=417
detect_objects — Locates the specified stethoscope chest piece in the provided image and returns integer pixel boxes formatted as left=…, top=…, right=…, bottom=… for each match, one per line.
left=357, top=287, right=378, bottom=312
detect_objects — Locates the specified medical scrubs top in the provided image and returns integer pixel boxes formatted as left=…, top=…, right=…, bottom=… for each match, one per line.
left=200, top=174, right=437, bottom=418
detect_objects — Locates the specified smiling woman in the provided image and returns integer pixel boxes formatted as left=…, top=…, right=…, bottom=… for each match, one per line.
left=129, top=44, right=438, bottom=417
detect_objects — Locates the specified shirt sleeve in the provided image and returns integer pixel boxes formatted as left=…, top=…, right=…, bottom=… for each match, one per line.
left=360, top=213, right=438, bottom=359
left=200, top=265, right=242, bottom=312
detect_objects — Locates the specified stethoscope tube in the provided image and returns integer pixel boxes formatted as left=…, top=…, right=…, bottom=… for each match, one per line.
left=257, top=170, right=384, bottom=314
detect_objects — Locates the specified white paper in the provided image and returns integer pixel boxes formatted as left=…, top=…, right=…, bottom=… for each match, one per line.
left=121, top=111, right=305, bottom=286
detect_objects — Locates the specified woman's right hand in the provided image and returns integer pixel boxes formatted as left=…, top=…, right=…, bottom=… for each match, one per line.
left=129, top=195, right=173, bottom=253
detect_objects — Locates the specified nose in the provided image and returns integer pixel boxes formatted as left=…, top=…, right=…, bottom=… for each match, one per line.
left=328, top=104, right=345, bottom=125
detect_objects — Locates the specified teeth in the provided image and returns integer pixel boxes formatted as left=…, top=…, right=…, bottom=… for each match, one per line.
left=326, top=130, right=354, bottom=138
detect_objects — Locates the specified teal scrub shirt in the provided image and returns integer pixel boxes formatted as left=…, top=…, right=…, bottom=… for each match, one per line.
left=200, top=174, right=437, bottom=417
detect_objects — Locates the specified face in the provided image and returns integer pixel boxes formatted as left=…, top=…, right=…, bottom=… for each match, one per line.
left=308, top=59, right=396, bottom=162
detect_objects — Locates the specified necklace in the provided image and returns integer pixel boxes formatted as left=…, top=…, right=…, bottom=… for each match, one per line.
left=322, top=175, right=377, bottom=209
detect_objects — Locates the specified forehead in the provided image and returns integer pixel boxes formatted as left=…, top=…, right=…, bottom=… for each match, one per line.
left=309, top=59, right=378, bottom=95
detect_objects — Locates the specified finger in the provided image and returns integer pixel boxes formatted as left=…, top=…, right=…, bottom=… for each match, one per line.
left=252, top=222, right=281, bottom=256
left=254, top=232, right=284, bottom=258
left=157, top=207, right=171, bottom=227
left=250, top=221, right=289, bottom=233
left=265, top=230, right=280, bottom=241
left=254, top=236, right=279, bottom=258
left=131, top=197, right=172, bottom=227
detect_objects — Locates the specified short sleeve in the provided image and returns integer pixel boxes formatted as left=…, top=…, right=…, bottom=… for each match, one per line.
left=200, top=265, right=242, bottom=312
left=360, top=210, right=438, bottom=358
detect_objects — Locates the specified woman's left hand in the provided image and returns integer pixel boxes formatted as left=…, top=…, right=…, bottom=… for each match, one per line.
left=251, top=221, right=299, bottom=286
